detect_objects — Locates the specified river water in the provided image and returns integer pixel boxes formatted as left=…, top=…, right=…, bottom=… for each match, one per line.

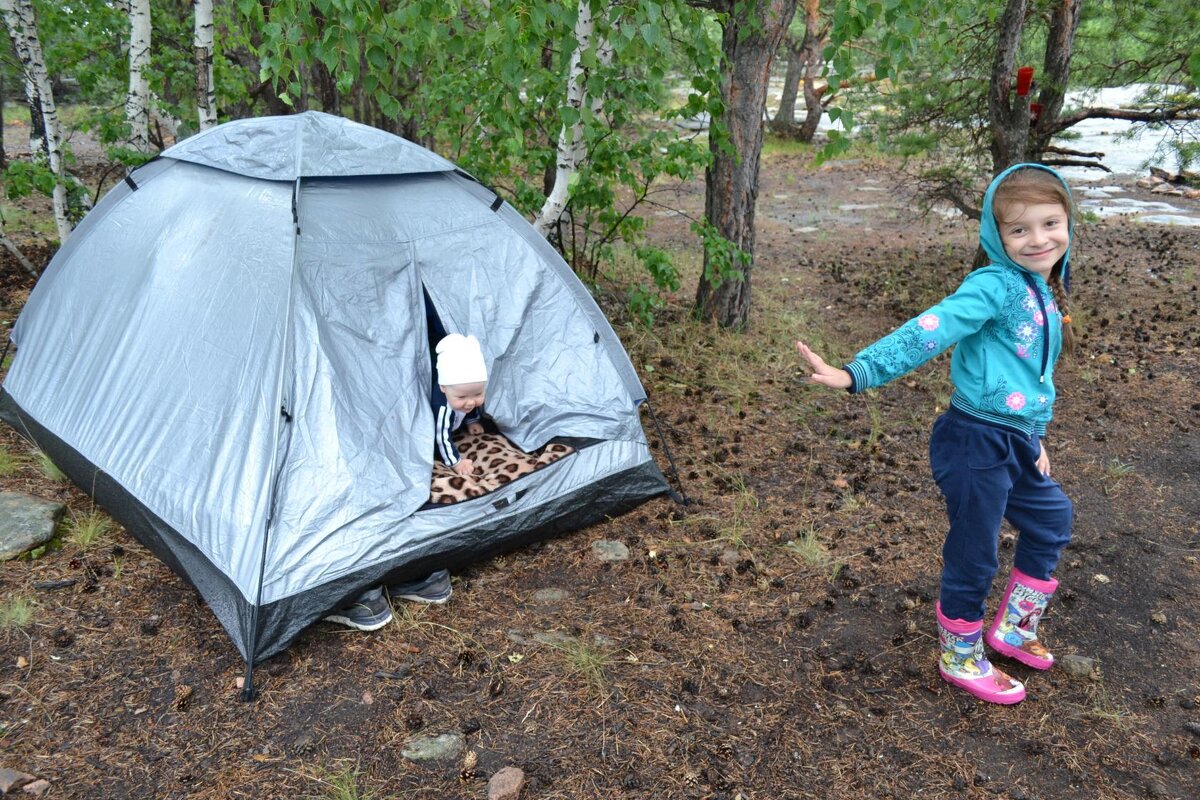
left=760, top=81, right=1199, bottom=226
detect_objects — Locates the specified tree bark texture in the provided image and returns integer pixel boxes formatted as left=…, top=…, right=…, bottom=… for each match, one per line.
left=126, top=0, right=152, bottom=151
left=987, top=0, right=1029, bottom=176
left=797, top=0, right=826, bottom=144
left=0, top=0, right=71, bottom=242
left=535, top=0, right=595, bottom=237
left=695, top=0, right=799, bottom=330
left=2, top=0, right=45, bottom=157
left=194, top=0, right=217, bottom=130
left=1031, top=0, right=1083, bottom=156
left=770, top=35, right=803, bottom=131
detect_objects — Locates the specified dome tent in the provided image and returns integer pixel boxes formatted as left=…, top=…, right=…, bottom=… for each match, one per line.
left=0, top=112, right=668, bottom=689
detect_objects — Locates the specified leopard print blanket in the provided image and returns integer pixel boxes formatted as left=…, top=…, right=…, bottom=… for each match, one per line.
left=429, top=433, right=574, bottom=504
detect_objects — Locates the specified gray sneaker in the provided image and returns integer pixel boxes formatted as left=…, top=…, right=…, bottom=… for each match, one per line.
left=388, top=569, right=452, bottom=604
left=323, top=586, right=393, bottom=631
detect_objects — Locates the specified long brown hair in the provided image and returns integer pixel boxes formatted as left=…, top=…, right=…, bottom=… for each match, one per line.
left=993, top=168, right=1077, bottom=356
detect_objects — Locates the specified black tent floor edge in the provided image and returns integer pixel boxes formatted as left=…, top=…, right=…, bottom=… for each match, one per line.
left=251, top=460, right=669, bottom=663
left=0, top=388, right=258, bottom=662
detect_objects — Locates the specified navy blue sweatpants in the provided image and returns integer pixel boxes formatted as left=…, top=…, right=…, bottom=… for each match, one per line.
left=930, top=408, right=1073, bottom=622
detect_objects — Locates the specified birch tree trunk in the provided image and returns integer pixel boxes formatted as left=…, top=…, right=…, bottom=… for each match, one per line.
left=126, top=0, right=152, bottom=152
left=533, top=0, right=595, bottom=237
left=0, top=0, right=72, bottom=242
left=694, top=0, right=799, bottom=329
left=194, top=0, right=217, bottom=130
left=1, top=0, right=44, bottom=158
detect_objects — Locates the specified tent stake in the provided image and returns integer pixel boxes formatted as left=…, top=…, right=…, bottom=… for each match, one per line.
left=240, top=661, right=257, bottom=702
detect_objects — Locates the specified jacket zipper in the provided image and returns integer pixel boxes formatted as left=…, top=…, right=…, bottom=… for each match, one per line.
left=1019, top=271, right=1050, bottom=383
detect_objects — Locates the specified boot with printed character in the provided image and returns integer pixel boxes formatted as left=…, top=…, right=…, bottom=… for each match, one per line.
left=986, top=568, right=1057, bottom=670
left=937, top=603, right=1026, bottom=704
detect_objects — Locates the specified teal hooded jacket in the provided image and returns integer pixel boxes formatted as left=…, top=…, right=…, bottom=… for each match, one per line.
left=843, top=163, right=1072, bottom=436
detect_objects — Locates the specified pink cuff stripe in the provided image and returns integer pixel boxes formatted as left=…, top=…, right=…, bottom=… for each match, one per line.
left=1012, top=568, right=1058, bottom=594
left=936, top=602, right=983, bottom=634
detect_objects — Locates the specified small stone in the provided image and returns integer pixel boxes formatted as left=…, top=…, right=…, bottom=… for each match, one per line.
left=1058, top=654, right=1099, bottom=679
left=400, top=731, right=466, bottom=763
left=1092, top=573, right=1110, bottom=584
left=532, top=588, right=568, bottom=603
left=488, top=766, right=526, bottom=800
left=21, top=779, right=50, bottom=796
left=591, top=540, right=630, bottom=562
left=1150, top=611, right=1167, bottom=625
left=16, top=656, right=28, bottom=669
left=1184, top=721, right=1200, bottom=738
left=719, top=548, right=740, bottom=566
left=0, top=769, right=36, bottom=794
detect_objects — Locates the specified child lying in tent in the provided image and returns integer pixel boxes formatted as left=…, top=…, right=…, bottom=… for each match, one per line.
left=426, top=333, right=574, bottom=504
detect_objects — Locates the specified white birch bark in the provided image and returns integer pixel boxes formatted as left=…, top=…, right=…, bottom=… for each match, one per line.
left=0, top=0, right=72, bottom=242
left=533, top=0, right=595, bottom=237
left=0, top=0, right=41, bottom=157
left=126, top=0, right=152, bottom=152
left=194, top=0, right=217, bottom=130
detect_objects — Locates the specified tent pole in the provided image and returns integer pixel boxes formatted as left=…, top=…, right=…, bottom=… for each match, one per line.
left=240, top=177, right=304, bottom=701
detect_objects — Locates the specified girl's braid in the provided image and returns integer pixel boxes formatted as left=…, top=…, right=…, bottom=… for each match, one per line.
left=1048, top=270, right=1076, bottom=356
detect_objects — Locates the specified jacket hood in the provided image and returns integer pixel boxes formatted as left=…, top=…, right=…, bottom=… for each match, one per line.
left=980, top=162, right=1073, bottom=292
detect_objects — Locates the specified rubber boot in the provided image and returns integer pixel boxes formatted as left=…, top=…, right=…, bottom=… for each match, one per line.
left=986, top=568, right=1057, bottom=670
left=937, top=603, right=1025, bottom=704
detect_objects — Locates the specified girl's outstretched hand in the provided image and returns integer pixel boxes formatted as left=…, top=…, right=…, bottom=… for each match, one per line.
left=796, top=341, right=852, bottom=390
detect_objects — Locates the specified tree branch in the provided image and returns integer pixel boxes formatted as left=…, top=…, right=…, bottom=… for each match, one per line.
left=1046, top=105, right=1200, bottom=135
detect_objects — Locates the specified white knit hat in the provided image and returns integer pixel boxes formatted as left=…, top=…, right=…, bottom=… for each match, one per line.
left=435, top=333, right=488, bottom=386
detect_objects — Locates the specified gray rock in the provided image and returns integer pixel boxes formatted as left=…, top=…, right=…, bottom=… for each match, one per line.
left=488, top=766, right=526, bottom=800
left=0, top=492, right=65, bottom=561
left=591, top=539, right=629, bottom=562
left=20, top=778, right=50, bottom=796
left=532, top=630, right=576, bottom=647
left=1057, top=654, right=1099, bottom=679
left=0, top=768, right=36, bottom=794
left=400, top=731, right=466, bottom=764
left=532, top=588, right=568, bottom=603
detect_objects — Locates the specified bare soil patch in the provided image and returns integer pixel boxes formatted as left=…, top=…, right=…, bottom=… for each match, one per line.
left=2, top=150, right=1198, bottom=799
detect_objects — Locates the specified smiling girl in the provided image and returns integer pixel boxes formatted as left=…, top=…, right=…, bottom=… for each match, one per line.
left=797, top=164, right=1078, bottom=704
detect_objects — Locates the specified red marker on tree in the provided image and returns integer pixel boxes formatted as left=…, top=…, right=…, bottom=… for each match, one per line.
left=1016, top=66, right=1034, bottom=97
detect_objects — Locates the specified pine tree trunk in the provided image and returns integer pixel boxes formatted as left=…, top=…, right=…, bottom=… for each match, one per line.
left=194, top=0, right=217, bottom=130
left=694, top=0, right=799, bottom=330
left=769, top=35, right=803, bottom=132
left=126, top=0, right=152, bottom=152
left=0, top=0, right=72, bottom=242
left=797, top=0, right=826, bottom=143
left=1031, top=0, right=1083, bottom=156
left=987, top=0, right=1030, bottom=176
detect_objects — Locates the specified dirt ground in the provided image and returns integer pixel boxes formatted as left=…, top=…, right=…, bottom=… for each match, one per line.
left=2, top=146, right=1199, bottom=800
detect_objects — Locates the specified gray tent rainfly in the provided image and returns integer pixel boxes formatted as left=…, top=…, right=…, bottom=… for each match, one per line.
left=1, top=112, right=668, bottom=693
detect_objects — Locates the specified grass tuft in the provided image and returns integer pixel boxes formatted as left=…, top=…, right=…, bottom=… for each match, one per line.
left=34, top=450, right=67, bottom=482
left=0, top=447, right=23, bottom=477
left=63, top=509, right=113, bottom=548
left=1, top=595, right=36, bottom=629
left=551, top=638, right=613, bottom=696
left=303, top=764, right=376, bottom=800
